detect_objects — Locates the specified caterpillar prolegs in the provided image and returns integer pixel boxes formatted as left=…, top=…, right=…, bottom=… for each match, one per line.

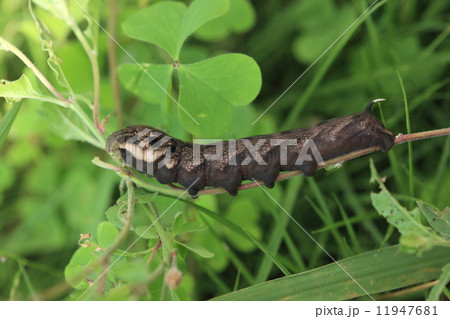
left=106, top=100, right=395, bottom=196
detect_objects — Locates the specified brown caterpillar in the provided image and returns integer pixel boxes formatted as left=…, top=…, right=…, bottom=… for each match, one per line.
left=106, top=99, right=395, bottom=196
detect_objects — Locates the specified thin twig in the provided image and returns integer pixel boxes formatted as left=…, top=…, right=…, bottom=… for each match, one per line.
left=0, top=36, right=71, bottom=103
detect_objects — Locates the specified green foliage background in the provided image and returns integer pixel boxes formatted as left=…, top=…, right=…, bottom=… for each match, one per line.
left=0, top=0, right=449, bottom=300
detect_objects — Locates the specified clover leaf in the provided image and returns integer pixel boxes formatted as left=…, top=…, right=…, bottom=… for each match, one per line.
left=120, top=0, right=261, bottom=137
left=123, top=0, right=229, bottom=60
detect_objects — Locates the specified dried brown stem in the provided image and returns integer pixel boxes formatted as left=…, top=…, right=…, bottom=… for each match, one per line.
left=146, top=238, right=162, bottom=266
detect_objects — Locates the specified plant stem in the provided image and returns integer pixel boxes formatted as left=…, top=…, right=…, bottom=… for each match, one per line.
left=0, top=36, right=70, bottom=103
left=71, top=103, right=106, bottom=149
left=144, top=203, right=175, bottom=261
left=92, top=157, right=189, bottom=196
left=394, top=128, right=450, bottom=144
left=97, top=127, right=450, bottom=197
left=397, top=71, right=414, bottom=207
left=107, top=0, right=123, bottom=128
left=146, top=238, right=162, bottom=266
left=66, top=15, right=102, bottom=134
left=0, top=36, right=105, bottom=149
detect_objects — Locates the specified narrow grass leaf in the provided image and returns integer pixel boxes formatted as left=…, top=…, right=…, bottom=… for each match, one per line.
left=243, top=229, right=291, bottom=277
left=0, top=103, right=21, bottom=148
left=396, top=71, right=414, bottom=205
left=212, top=245, right=450, bottom=300
left=333, top=193, right=360, bottom=253
left=427, top=263, right=450, bottom=301
left=256, top=177, right=303, bottom=282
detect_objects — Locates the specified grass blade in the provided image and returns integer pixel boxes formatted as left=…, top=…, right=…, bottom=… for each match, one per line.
left=0, top=103, right=21, bottom=148
left=243, top=229, right=291, bottom=277
left=212, top=245, right=450, bottom=300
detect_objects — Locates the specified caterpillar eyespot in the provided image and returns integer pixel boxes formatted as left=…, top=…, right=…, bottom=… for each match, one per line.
left=106, top=100, right=395, bottom=196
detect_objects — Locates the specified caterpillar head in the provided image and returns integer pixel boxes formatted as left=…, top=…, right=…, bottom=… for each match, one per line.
left=106, top=126, right=179, bottom=174
left=315, top=99, right=395, bottom=157
left=359, top=99, right=395, bottom=151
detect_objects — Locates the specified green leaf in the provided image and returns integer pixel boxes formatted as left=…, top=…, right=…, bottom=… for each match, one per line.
left=97, top=221, right=119, bottom=248
left=417, top=201, right=450, bottom=239
left=31, top=0, right=90, bottom=22
left=105, top=190, right=149, bottom=231
left=135, top=192, right=159, bottom=204
left=0, top=75, right=63, bottom=106
left=177, top=69, right=231, bottom=136
left=177, top=53, right=261, bottom=136
left=134, top=225, right=158, bottom=240
left=0, top=103, right=21, bottom=149
left=64, top=246, right=98, bottom=289
left=179, top=0, right=229, bottom=48
left=122, top=1, right=185, bottom=60
left=370, top=192, right=428, bottom=237
left=123, top=0, right=229, bottom=60
left=176, top=241, right=214, bottom=258
left=118, top=63, right=173, bottom=104
left=181, top=54, right=261, bottom=106
left=212, top=245, right=450, bottom=300
left=113, top=260, right=152, bottom=284
left=172, top=211, right=185, bottom=235
left=224, top=198, right=261, bottom=252
left=369, top=159, right=446, bottom=252
left=105, top=285, right=132, bottom=301
left=195, top=0, right=256, bottom=42
left=31, top=0, right=71, bottom=21
left=173, top=209, right=208, bottom=237
left=175, top=222, right=208, bottom=236
left=41, top=105, right=99, bottom=146
left=105, top=202, right=128, bottom=229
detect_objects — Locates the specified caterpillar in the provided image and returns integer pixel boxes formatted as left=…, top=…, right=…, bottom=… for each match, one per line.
left=106, top=99, right=395, bottom=196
